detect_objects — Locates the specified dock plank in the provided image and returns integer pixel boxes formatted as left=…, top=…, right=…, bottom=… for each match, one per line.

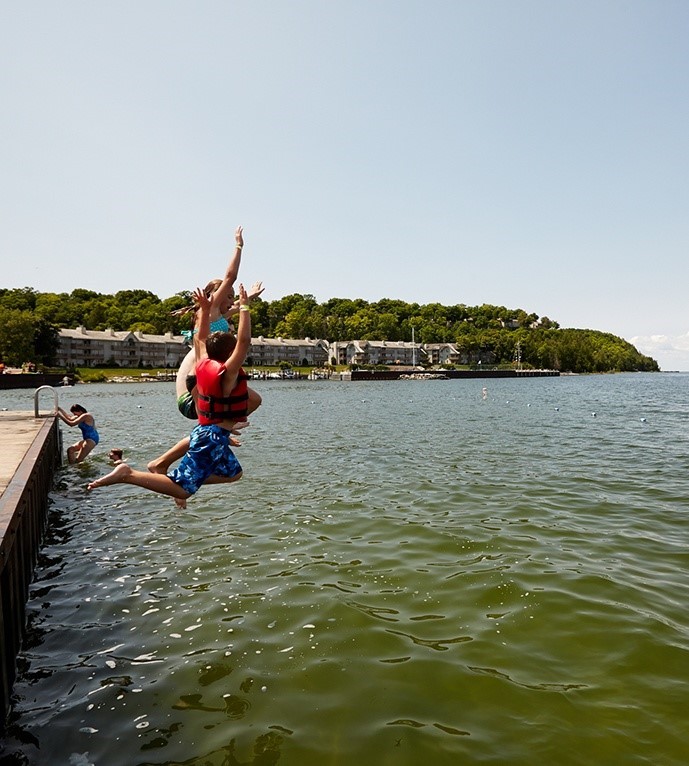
left=0, top=412, right=49, bottom=496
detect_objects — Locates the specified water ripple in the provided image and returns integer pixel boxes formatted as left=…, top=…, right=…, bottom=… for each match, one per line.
left=2, top=376, right=689, bottom=765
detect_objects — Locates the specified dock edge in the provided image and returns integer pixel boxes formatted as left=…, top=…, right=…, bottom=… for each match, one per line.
left=0, top=416, right=61, bottom=725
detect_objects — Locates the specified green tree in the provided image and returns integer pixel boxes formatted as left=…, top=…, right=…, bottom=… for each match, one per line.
left=0, top=287, right=38, bottom=312
left=0, top=308, right=36, bottom=366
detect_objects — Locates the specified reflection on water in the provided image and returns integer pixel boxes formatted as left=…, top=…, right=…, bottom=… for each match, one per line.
left=1, top=374, right=689, bottom=765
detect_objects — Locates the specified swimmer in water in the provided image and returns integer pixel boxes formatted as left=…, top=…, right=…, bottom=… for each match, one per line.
left=108, top=448, right=125, bottom=465
left=57, top=404, right=100, bottom=463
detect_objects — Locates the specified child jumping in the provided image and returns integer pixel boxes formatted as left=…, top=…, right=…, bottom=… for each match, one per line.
left=146, top=226, right=262, bottom=475
left=171, top=225, right=262, bottom=421
left=88, top=284, right=252, bottom=508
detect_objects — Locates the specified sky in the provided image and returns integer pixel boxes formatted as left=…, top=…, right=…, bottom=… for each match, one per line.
left=1, top=1, right=688, bottom=370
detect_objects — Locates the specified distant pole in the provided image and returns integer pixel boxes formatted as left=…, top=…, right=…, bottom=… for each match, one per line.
left=412, top=326, right=416, bottom=366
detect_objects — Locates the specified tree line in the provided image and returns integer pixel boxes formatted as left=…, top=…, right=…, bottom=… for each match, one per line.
left=0, top=286, right=658, bottom=373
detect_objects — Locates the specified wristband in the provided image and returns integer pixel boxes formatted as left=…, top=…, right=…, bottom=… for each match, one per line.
left=239, top=304, right=250, bottom=311
left=235, top=243, right=243, bottom=249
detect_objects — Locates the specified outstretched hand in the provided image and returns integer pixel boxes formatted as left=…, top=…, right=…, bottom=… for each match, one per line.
left=235, top=226, right=244, bottom=249
left=247, top=281, right=264, bottom=301
left=192, top=286, right=212, bottom=312
left=237, top=283, right=248, bottom=305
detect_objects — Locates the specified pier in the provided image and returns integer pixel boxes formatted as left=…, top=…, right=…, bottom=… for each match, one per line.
left=351, top=368, right=560, bottom=381
left=0, top=405, right=61, bottom=723
left=0, top=372, right=74, bottom=390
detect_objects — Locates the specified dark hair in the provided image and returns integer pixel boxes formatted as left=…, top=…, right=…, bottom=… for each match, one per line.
left=109, top=448, right=123, bottom=459
left=70, top=404, right=87, bottom=414
left=206, top=332, right=236, bottom=362
left=170, top=279, right=227, bottom=330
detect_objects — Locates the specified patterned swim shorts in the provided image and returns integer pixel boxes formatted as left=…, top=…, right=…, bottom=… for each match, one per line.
left=168, top=424, right=242, bottom=495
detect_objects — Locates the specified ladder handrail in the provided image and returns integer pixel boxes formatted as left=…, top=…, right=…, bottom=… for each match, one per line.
left=34, top=385, right=58, bottom=418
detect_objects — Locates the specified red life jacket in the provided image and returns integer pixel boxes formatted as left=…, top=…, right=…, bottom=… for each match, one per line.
left=196, top=358, right=249, bottom=426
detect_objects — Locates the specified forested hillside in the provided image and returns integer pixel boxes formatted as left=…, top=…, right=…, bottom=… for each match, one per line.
left=0, top=287, right=658, bottom=373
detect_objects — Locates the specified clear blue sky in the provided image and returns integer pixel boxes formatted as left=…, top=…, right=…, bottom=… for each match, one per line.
left=1, top=1, right=688, bottom=369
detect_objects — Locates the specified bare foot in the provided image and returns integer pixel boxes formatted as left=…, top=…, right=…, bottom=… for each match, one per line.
left=174, top=497, right=188, bottom=509
left=87, top=463, right=132, bottom=490
left=147, top=458, right=169, bottom=474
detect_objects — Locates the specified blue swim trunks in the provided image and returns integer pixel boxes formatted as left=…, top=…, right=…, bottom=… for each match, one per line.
left=168, top=424, right=242, bottom=495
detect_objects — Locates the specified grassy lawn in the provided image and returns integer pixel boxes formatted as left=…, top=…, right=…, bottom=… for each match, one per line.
left=72, top=366, right=345, bottom=382
left=75, top=367, right=176, bottom=382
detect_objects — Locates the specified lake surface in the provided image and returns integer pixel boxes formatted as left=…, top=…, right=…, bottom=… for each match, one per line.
left=1, top=373, right=688, bottom=765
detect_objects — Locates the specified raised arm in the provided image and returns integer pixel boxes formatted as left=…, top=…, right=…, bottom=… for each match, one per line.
left=226, top=281, right=264, bottom=317
left=210, top=226, right=244, bottom=312
left=193, top=287, right=212, bottom=362
left=224, top=284, right=252, bottom=376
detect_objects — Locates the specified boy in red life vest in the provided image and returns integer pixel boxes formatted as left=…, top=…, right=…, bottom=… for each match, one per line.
left=87, top=285, right=251, bottom=508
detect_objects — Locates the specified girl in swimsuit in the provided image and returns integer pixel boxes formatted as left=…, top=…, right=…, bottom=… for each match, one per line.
left=57, top=404, right=100, bottom=463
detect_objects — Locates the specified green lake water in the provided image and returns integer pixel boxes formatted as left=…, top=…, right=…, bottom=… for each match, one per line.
left=1, top=373, right=688, bottom=765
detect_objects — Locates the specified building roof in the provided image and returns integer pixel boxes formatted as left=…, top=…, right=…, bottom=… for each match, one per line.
left=251, top=336, right=328, bottom=348
left=59, top=327, right=187, bottom=344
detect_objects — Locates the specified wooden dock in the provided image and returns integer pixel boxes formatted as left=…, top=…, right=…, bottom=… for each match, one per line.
left=351, top=368, right=560, bottom=381
left=0, top=411, right=61, bottom=725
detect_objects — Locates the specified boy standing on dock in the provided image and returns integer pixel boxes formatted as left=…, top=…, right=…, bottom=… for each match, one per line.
left=87, top=284, right=252, bottom=508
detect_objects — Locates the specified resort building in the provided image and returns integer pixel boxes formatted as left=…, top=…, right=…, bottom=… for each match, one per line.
left=424, top=342, right=465, bottom=366
left=57, top=327, right=479, bottom=370
left=328, top=340, right=426, bottom=367
left=247, top=337, right=330, bottom=367
left=56, top=327, right=189, bottom=368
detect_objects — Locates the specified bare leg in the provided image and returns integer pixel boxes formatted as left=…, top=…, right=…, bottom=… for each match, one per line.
left=66, top=443, right=80, bottom=464
left=247, top=387, right=262, bottom=415
left=148, top=437, right=190, bottom=474
left=88, top=464, right=191, bottom=505
left=73, top=439, right=96, bottom=464
left=176, top=348, right=197, bottom=398
left=203, top=471, right=243, bottom=485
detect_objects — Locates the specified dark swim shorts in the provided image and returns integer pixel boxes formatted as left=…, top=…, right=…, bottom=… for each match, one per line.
left=168, top=424, right=242, bottom=495
left=177, top=391, right=197, bottom=420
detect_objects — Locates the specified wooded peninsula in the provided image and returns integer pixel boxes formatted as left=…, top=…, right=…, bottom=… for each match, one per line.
left=0, top=287, right=658, bottom=374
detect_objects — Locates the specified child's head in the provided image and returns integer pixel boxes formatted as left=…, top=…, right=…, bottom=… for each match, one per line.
left=70, top=404, right=87, bottom=415
left=171, top=278, right=231, bottom=324
left=206, top=332, right=237, bottom=362
left=108, top=448, right=123, bottom=462
left=204, top=278, right=223, bottom=298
